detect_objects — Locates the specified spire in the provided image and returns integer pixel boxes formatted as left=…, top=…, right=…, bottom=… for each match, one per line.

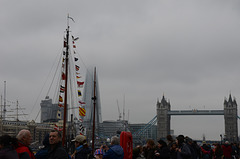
left=161, top=94, right=168, bottom=105
left=228, top=94, right=233, bottom=103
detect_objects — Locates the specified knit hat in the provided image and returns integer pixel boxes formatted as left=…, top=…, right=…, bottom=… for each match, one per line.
left=71, top=135, right=86, bottom=144
left=95, top=149, right=103, bottom=156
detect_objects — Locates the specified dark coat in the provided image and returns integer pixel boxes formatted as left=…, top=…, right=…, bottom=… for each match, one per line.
left=0, top=146, right=19, bottom=159
left=103, top=144, right=124, bottom=159
left=35, top=146, right=48, bottom=159
left=177, top=143, right=191, bottom=159
left=155, top=146, right=170, bottom=159
left=75, top=145, right=92, bottom=159
left=47, top=142, right=68, bottom=159
left=144, top=147, right=156, bottom=159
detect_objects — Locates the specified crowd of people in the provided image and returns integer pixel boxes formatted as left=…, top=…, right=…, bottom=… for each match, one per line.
left=132, top=134, right=239, bottom=159
left=0, top=128, right=124, bottom=159
left=0, top=129, right=240, bottom=159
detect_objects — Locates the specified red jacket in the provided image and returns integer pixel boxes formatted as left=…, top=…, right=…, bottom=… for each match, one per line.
left=222, top=144, right=232, bottom=158
left=16, top=141, right=35, bottom=159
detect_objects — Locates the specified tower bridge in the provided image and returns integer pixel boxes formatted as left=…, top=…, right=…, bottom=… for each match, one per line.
left=157, top=94, right=238, bottom=142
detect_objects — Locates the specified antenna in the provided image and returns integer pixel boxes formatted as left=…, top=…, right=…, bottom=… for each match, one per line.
left=116, top=99, right=122, bottom=121
left=123, top=94, right=125, bottom=121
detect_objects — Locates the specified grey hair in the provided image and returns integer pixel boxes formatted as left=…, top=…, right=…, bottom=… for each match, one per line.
left=16, top=129, right=30, bottom=140
left=111, top=136, right=120, bottom=145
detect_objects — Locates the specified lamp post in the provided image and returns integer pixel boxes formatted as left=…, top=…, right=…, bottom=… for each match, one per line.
left=220, top=134, right=222, bottom=145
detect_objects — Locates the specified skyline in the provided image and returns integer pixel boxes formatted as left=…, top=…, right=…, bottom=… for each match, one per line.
left=1, top=0, right=240, bottom=140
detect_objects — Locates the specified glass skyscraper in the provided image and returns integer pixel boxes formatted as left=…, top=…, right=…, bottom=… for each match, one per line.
left=82, top=67, right=102, bottom=137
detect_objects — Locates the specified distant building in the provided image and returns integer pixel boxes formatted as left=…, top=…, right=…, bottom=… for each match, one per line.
left=99, top=120, right=127, bottom=138
left=40, top=96, right=64, bottom=122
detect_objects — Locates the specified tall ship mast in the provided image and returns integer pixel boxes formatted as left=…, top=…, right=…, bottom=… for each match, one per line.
left=58, top=15, right=86, bottom=146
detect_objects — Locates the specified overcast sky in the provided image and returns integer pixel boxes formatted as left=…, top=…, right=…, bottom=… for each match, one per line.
left=1, top=0, right=240, bottom=140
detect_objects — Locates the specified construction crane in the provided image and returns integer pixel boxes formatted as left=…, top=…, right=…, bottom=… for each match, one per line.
left=116, top=100, right=122, bottom=121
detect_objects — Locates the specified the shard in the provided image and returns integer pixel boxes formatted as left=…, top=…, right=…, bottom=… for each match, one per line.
left=82, top=67, right=102, bottom=137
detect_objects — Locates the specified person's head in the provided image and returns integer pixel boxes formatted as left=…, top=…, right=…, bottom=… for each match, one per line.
left=185, top=136, right=193, bottom=144
left=167, top=135, right=173, bottom=142
left=146, top=139, right=155, bottom=149
left=157, top=139, right=167, bottom=148
left=49, top=130, right=62, bottom=145
left=111, top=136, right=120, bottom=145
left=133, top=147, right=141, bottom=158
left=171, top=142, right=177, bottom=149
left=71, top=135, right=86, bottom=147
left=16, top=129, right=32, bottom=146
left=0, top=135, right=17, bottom=149
left=95, top=149, right=103, bottom=159
left=176, top=135, right=185, bottom=146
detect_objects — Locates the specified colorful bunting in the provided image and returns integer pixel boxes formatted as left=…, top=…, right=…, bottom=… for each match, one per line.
left=75, top=65, right=80, bottom=71
left=60, top=85, right=65, bottom=93
left=54, top=124, right=63, bottom=131
left=79, top=107, right=86, bottom=116
left=62, top=72, right=66, bottom=80
left=77, top=81, right=84, bottom=87
left=59, top=96, right=63, bottom=102
left=78, top=90, right=82, bottom=96
left=58, top=103, right=64, bottom=107
left=79, top=100, right=86, bottom=105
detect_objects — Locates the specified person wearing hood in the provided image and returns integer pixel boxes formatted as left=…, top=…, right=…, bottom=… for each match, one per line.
left=176, top=135, right=191, bottom=159
left=71, top=135, right=92, bottom=159
left=222, top=141, right=232, bottom=159
left=101, top=136, right=124, bottom=159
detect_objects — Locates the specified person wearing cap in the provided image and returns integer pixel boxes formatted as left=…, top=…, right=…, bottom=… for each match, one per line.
left=71, top=135, right=92, bottom=159
left=47, top=130, right=68, bottom=159
left=95, top=149, right=103, bottom=159
left=101, top=136, right=124, bottom=159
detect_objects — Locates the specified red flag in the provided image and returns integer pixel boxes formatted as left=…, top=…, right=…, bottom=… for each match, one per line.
left=58, top=103, right=64, bottom=107
left=64, top=41, right=67, bottom=47
left=54, top=124, right=63, bottom=131
left=79, top=100, right=86, bottom=105
left=77, top=81, right=84, bottom=87
left=62, top=72, right=66, bottom=80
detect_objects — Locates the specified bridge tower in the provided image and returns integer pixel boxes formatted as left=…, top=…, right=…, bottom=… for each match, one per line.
left=224, top=94, right=238, bottom=142
left=156, top=95, right=171, bottom=139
